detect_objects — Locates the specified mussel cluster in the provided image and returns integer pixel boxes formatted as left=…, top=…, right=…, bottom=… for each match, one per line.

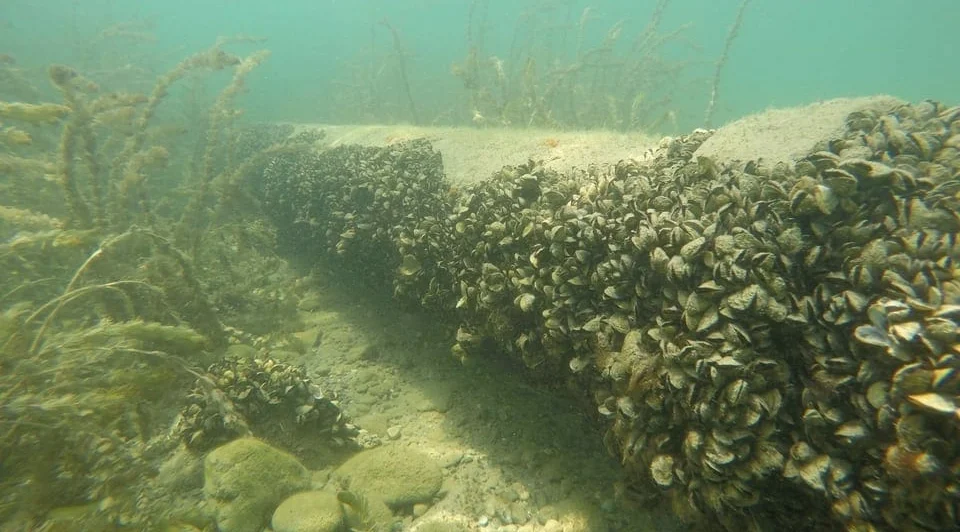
left=259, top=138, right=447, bottom=281
left=177, top=356, right=357, bottom=452
left=779, top=102, right=960, bottom=531
left=232, top=123, right=296, bottom=156
left=259, top=101, right=960, bottom=531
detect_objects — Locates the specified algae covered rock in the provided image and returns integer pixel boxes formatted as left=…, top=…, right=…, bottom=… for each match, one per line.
left=271, top=490, right=343, bottom=532
left=203, top=437, right=311, bottom=532
left=332, top=445, right=443, bottom=507
left=338, top=490, right=396, bottom=530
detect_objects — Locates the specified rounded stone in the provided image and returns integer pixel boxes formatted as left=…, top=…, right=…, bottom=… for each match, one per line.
left=387, top=425, right=402, bottom=440
left=341, top=491, right=394, bottom=529
left=332, top=445, right=442, bottom=507
left=542, top=519, right=562, bottom=532
left=271, top=491, right=343, bottom=532
left=203, top=437, right=312, bottom=532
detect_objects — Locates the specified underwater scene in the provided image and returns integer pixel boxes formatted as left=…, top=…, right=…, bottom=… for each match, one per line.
left=1, top=0, right=959, bottom=531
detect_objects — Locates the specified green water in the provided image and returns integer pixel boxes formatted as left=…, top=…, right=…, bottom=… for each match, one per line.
left=2, top=0, right=956, bottom=132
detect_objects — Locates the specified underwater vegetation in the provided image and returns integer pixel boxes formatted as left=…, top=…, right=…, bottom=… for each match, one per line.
left=261, top=100, right=960, bottom=531
left=0, top=36, right=324, bottom=529
left=329, top=0, right=743, bottom=132
left=452, top=0, right=688, bottom=130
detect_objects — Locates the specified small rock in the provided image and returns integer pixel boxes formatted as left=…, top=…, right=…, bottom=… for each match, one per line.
left=542, top=519, right=562, bottom=532
left=495, top=506, right=513, bottom=524
left=441, top=452, right=464, bottom=468
left=413, top=503, right=429, bottom=517
left=438, top=477, right=455, bottom=499
left=512, top=482, right=530, bottom=502
left=357, top=413, right=390, bottom=435
left=203, top=438, right=312, bottom=532
left=550, top=498, right=606, bottom=532
left=478, top=515, right=489, bottom=527
left=342, top=492, right=394, bottom=530
left=508, top=501, right=530, bottom=524
left=357, top=368, right=378, bottom=383
left=297, top=293, right=323, bottom=311
left=359, top=343, right=381, bottom=360
left=156, top=444, right=202, bottom=491
left=332, top=445, right=443, bottom=507
left=483, top=496, right=498, bottom=517
left=387, top=426, right=402, bottom=440
left=271, top=491, right=342, bottom=532
left=414, top=387, right=453, bottom=413
left=294, top=327, right=323, bottom=349
left=538, top=505, right=559, bottom=523
left=354, top=430, right=382, bottom=449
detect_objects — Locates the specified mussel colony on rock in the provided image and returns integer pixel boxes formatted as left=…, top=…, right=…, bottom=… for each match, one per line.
left=258, top=101, right=960, bottom=531
left=176, top=356, right=358, bottom=452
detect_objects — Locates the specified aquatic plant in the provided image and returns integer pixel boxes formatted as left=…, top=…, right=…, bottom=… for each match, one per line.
left=325, top=0, right=693, bottom=131
left=0, top=32, right=309, bottom=528
left=0, top=54, right=40, bottom=103
left=324, top=16, right=424, bottom=126
left=379, top=18, right=420, bottom=125
left=451, top=0, right=690, bottom=131
left=338, top=489, right=383, bottom=532
left=704, top=0, right=752, bottom=128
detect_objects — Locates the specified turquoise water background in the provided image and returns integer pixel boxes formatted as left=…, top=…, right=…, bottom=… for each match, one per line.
left=1, top=0, right=956, bottom=132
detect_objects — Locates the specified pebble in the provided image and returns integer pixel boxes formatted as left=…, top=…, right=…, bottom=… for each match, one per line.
left=542, top=519, right=563, bottom=532
left=441, top=452, right=464, bottom=468
left=508, top=501, right=530, bottom=524
left=354, top=430, right=382, bottom=449
left=538, top=505, right=559, bottom=523
left=360, top=343, right=381, bottom=360
left=478, top=515, right=489, bottom=527
left=511, top=482, right=530, bottom=502
left=386, top=426, right=402, bottom=440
